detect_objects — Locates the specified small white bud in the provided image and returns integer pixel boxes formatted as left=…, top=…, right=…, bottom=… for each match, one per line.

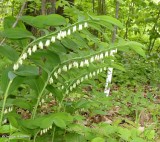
left=57, top=68, right=61, bottom=74
left=27, top=48, right=32, bottom=56
left=100, top=53, right=104, bottom=59
left=63, top=65, right=68, bottom=72
left=67, top=29, right=71, bottom=35
left=73, top=62, right=78, bottom=68
left=90, top=57, right=94, bottom=63
left=70, top=86, right=73, bottom=91
left=80, top=61, right=84, bottom=67
left=76, top=80, right=80, bottom=85
left=4, top=109, right=8, bottom=114
left=49, top=125, right=52, bottom=129
left=89, top=73, right=92, bottom=78
left=22, top=53, right=27, bottom=60
left=39, top=102, right=42, bottom=106
left=32, top=45, right=37, bottom=52
left=65, top=90, right=69, bottom=95
left=40, top=130, right=43, bottom=135
left=84, top=22, right=88, bottom=28
left=49, top=77, right=53, bottom=84
left=63, top=31, right=67, bottom=37
left=57, top=32, right=61, bottom=40
left=78, top=24, right=83, bottom=30
left=51, top=36, right=56, bottom=43
left=93, top=72, right=96, bottom=76
left=39, top=41, right=43, bottom=49
left=95, top=55, right=98, bottom=60
left=54, top=72, right=58, bottom=79
left=61, top=86, right=64, bottom=90
left=97, top=69, right=100, bottom=74
left=41, top=99, right=45, bottom=104
left=105, top=51, right=108, bottom=57
left=49, top=93, right=53, bottom=97
left=18, top=59, right=23, bottom=65
left=85, top=75, right=88, bottom=80
left=13, top=64, right=19, bottom=71
left=84, top=59, right=89, bottom=66
left=8, top=107, right=12, bottom=112
left=100, top=68, right=103, bottom=72
left=68, top=63, right=72, bottom=70
left=73, top=26, right=77, bottom=32
left=42, top=129, right=45, bottom=134
left=73, top=83, right=76, bottom=88
left=45, top=40, right=50, bottom=47
left=81, top=77, right=84, bottom=82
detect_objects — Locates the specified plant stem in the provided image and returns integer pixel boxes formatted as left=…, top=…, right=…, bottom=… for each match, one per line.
left=0, top=80, right=12, bottom=126
left=31, top=76, right=50, bottom=119
left=51, top=127, right=56, bottom=142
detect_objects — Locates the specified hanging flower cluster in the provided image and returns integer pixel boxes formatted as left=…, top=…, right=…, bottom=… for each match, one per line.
left=3, top=107, right=13, bottom=114
left=64, top=66, right=107, bottom=94
left=39, top=93, right=53, bottom=106
left=40, top=125, right=52, bottom=135
left=13, top=22, right=89, bottom=71
left=49, top=51, right=109, bottom=82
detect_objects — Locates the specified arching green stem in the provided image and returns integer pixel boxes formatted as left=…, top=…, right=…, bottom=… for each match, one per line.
left=0, top=80, right=12, bottom=126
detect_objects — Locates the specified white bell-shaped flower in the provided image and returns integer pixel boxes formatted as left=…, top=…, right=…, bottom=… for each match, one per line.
left=78, top=24, right=83, bottom=30
left=63, top=65, right=67, bottom=72
left=45, top=40, right=50, bottom=47
left=73, top=26, right=77, bottom=32
left=76, top=80, right=80, bottom=85
left=85, top=75, right=88, bottom=80
left=84, top=59, right=89, bottom=66
left=73, top=62, right=78, bottom=68
left=80, top=77, right=84, bottom=82
left=70, top=86, right=73, bottom=91
left=105, top=51, right=108, bottom=57
left=90, top=57, right=94, bottom=63
left=57, top=68, right=61, bottom=74
left=73, top=83, right=76, bottom=88
left=67, top=29, right=71, bottom=35
left=18, top=59, right=23, bottom=65
left=32, top=45, right=37, bottom=52
left=22, top=53, right=27, bottom=60
left=39, top=41, right=43, bottom=49
left=49, top=77, right=53, bottom=84
left=93, top=71, right=96, bottom=76
left=68, top=63, right=72, bottom=70
left=100, top=53, right=104, bottom=59
left=65, top=90, right=69, bottom=95
left=27, top=48, right=32, bottom=55
left=57, top=32, right=61, bottom=40
left=41, top=99, right=45, bottom=103
left=80, top=61, right=84, bottom=67
left=84, top=22, right=88, bottom=28
left=13, top=64, right=19, bottom=71
left=89, top=73, right=92, bottom=78
left=51, top=36, right=55, bottom=43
